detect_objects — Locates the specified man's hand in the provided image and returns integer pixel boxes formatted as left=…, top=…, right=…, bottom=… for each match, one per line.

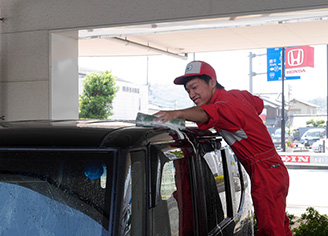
left=154, top=106, right=209, bottom=124
left=154, top=110, right=182, bottom=123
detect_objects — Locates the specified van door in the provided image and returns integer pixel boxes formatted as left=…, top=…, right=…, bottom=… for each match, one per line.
left=148, top=142, right=197, bottom=236
left=193, top=143, right=253, bottom=236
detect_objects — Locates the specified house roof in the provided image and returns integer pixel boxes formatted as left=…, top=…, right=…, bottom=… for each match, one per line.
left=257, top=93, right=288, bottom=109
left=290, top=98, right=319, bottom=108
left=261, top=97, right=280, bottom=109
left=79, top=67, right=133, bottom=84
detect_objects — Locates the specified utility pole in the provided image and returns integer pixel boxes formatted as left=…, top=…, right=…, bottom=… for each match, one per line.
left=146, top=56, right=149, bottom=85
left=281, top=48, right=286, bottom=152
left=288, top=85, right=292, bottom=142
left=249, top=52, right=266, bottom=94
left=249, top=52, right=254, bottom=93
left=327, top=45, right=328, bottom=139
left=325, top=45, right=328, bottom=153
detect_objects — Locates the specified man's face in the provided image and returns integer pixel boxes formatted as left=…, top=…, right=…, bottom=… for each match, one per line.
left=185, top=77, right=216, bottom=106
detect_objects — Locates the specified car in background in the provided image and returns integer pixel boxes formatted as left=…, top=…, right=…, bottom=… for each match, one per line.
left=0, top=120, right=254, bottom=236
left=272, top=128, right=284, bottom=149
left=300, top=128, right=326, bottom=148
left=271, top=128, right=295, bottom=149
left=312, top=138, right=328, bottom=153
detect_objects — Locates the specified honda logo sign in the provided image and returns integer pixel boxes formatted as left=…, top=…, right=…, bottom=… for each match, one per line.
left=287, top=49, right=304, bottom=67
left=285, top=46, right=314, bottom=69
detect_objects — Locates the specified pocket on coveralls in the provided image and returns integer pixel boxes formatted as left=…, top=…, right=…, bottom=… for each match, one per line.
left=259, top=156, right=283, bottom=170
left=259, top=157, right=288, bottom=190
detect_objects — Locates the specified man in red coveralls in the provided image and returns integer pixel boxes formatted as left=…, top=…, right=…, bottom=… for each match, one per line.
left=154, top=61, right=292, bottom=236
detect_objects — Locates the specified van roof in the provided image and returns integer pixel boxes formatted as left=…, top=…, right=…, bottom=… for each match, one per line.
left=0, top=120, right=213, bottom=149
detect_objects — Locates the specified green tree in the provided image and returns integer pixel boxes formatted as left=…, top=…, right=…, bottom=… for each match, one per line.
left=306, top=119, right=325, bottom=127
left=79, top=71, right=119, bottom=119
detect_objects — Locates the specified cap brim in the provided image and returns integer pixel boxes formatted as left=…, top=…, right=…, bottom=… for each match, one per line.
left=174, top=73, right=204, bottom=85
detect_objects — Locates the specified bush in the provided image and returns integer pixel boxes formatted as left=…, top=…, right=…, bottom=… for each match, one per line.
left=293, top=207, right=328, bottom=236
left=306, top=119, right=326, bottom=127
left=79, top=71, right=119, bottom=119
left=253, top=208, right=328, bottom=235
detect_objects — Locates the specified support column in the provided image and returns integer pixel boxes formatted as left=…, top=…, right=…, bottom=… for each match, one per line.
left=50, top=31, right=79, bottom=120
left=0, top=30, right=50, bottom=121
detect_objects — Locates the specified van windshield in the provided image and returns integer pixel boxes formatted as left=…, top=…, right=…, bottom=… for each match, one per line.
left=0, top=150, right=114, bottom=236
left=275, top=129, right=281, bottom=135
left=306, top=131, right=323, bottom=138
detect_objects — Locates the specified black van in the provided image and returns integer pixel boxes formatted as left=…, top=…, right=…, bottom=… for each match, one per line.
left=0, top=120, right=253, bottom=236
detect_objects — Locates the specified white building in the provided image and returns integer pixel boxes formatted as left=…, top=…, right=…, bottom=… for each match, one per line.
left=111, top=79, right=148, bottom=120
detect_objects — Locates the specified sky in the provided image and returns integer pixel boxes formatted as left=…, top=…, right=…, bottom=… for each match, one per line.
left=79, top=44, right=328, bottom=101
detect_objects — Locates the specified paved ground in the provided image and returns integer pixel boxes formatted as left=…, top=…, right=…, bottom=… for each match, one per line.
left=286, top=168, right=328, bottom=216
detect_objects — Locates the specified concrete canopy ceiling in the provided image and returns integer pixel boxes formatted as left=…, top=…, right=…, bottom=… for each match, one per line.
left=79, top=8, right=328, bottom=59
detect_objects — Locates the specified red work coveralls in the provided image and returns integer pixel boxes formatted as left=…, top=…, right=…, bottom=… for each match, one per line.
left=197, top=88, right=292, bottom=236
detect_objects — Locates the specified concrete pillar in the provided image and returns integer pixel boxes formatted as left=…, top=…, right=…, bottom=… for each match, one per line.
left=50, top=31, right=79, bottom=120
left=0, top=30, right=50, bottom=121
left=0, top=30, right=78, bottom=121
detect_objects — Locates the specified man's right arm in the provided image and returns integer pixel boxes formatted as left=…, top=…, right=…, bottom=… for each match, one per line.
left=154, top=106, right=209, bottom=124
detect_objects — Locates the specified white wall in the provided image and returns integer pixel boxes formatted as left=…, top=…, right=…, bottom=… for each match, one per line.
left=50, top=31, right=79, bottom=120
left=1, top=0, right=328, bottom=120
left=111, top=80, right=148, bottom=120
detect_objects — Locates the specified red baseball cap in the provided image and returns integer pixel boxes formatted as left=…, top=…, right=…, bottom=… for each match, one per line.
left=174, top=61, right=217, bottom=85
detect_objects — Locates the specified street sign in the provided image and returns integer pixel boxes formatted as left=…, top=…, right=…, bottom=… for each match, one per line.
left=284, top=76, right=301, bottom=80
left=267, top=48, right=282, bottom=81
left=267, top=48, right=301, bottom=81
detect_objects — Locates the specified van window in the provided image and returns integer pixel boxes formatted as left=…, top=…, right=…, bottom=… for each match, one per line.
left=203, top=150, right=226, bottom=231
left=150, top=145, right=195, bottom=236
left=306, top=130, right=322, bottom=138
left=226, top=149, right=242, bottom=216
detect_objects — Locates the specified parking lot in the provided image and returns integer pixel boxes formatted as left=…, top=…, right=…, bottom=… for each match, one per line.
left=277, top=141, right=328, bottom=154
